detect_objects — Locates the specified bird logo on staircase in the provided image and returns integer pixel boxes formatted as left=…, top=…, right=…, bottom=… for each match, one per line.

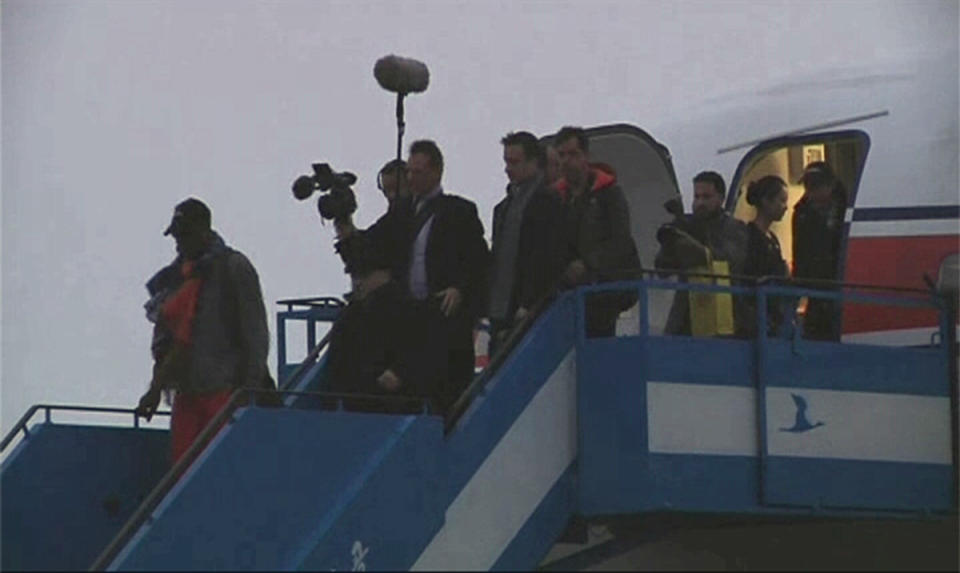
left=779, top=393, right=825, bottom=433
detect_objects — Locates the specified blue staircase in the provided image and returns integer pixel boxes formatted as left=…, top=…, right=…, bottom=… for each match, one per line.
left=1, top=410, right=170, bottom=571
left=1, top=280, right=956, bottom=571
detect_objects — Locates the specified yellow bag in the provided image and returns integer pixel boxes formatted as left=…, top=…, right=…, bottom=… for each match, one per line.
left=689, top=259, right=734, bottom=337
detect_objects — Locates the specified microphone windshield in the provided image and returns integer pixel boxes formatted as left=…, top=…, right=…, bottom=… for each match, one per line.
left=374, top=55, right=430, bottom=94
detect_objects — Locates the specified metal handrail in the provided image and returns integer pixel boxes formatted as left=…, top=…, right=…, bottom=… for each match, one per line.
left=279, top=331, right=332, bottom=392
left=93, top=304, right=336, bottom=570
left=1, top=405, right=171, bottom=453
left=85, top=269, right=953, bottom=568
left=89, top=385, right=427, bottom=571
left=276, top=296, right=345, bottom=310
left=620, top=266, right=935, bottom=296
left=442, top=266, right=944, bottom=433
left=444, top=289, right=558, bottom=433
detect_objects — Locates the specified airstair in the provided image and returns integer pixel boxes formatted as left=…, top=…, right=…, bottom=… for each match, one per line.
left=2, top=278, right=956, bottom=571
left=2, top=124, right=956, bottom=570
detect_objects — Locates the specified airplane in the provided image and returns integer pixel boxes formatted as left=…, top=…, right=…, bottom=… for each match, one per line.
left=2, top=48, right=957, bottom=571
left=645, top=47, right=958, bottom=346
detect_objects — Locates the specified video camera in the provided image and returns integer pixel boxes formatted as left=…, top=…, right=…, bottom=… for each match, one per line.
left=292, top=163, right=358, bottom=222
left=656, top=196, right=693, bottom=245
left=656, top=197, right=711, bottom=269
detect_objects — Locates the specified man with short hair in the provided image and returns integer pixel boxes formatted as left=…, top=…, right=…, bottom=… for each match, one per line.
left=487, top=131, right=564, bottom=355
left=404, top=139, right=489, bottom=411
left=555, top=126, right=641, bottom=337
left=136, top=198, right=271, bottom=463
left=377, top=158, right=407, bottom=206
left=655, top=171, right=748, bottom=336
left=334, top=158, right=412, bottom=282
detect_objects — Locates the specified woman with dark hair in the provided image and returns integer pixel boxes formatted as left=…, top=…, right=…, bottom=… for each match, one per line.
left=737, top=175, right=790, bottom=337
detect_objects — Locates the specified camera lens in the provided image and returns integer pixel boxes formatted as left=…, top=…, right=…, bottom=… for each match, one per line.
left=292, top=176, right=316, bottom=200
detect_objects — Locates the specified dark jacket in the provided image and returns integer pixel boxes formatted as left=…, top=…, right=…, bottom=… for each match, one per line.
left=145, top=232, right=270, bottom=395
left=489, top=178, right=565, bottom=320
left=792, top=189, right=846, bottom=282
left=559, top=167, right=641, bottom=284
left=325, top=280, right=443, bottom=406
left=407, top=192, right=491, bottom=322
left=655, top=212, right=748, bottom=335
left=336, top=197, right=414, bottom=280
left=738, top=222, right=790, bottom=337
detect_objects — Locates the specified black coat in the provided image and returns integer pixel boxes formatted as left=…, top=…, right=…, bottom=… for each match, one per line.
left=792, top=190, right=846, bottom=281
left=325, top=280, right=443, bottom=408
left=407, top=192, right=490, bottom=322
left=738, top=222, right=790, bottom=337
left=561, top=172, right=641, bottom=283
left=489, top=182, right=565, bottom=319
left=559, top=169, right=641, bottom=336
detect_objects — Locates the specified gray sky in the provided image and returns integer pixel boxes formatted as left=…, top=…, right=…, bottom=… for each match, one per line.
left=2, top=0, right=957, bottom=436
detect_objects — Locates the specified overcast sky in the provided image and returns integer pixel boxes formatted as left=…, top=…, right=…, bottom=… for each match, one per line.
left=2, top=0, right=957, bottom=436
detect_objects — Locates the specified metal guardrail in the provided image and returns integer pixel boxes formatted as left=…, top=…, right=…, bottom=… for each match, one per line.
left=0, top=405, right=172, bottom=453
left=26, top=273, right=954, bottom=569
left=276, top=297, right=344, bottom=387
left=443, top=266, right=947, bottom=433
left=88, top=384, right=428, bottom=571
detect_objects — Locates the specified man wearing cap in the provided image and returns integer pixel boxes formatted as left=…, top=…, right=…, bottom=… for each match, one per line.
left=136, top=198, right=271, bottom=463
left=793, top=161, right=848, bottom=340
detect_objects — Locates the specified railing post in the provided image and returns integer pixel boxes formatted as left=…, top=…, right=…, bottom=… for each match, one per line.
left=755, top=286, right=770, bottom=504
left=277, top=311, right=287, bottom=386
left=307, top=317, right=317, bottom=356
left=639, top=281, right=649, bottom=337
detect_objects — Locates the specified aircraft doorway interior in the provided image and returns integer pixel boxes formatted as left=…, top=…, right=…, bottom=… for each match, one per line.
left=729, top=131, right=869, bottom=272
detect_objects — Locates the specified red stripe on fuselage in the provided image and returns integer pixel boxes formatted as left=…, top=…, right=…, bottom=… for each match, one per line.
left=842, top=234, right=958, bottom=333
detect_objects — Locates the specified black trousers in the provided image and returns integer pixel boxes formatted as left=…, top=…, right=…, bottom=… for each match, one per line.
left=584, top=294, right=620, bottom=338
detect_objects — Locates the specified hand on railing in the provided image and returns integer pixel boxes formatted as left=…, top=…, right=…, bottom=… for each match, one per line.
left=134, top=387, right=163, bottom=422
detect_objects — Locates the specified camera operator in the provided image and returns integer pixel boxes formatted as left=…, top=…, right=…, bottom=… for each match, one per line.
left=331, top=159, right=414, bottom=283
left=655, top=171, right=747, bottom=336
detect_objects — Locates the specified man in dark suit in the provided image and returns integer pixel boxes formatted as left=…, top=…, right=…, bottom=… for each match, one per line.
left=487, top=131, right=564, bottom=356
left=405, top=139, right=490, bottom=412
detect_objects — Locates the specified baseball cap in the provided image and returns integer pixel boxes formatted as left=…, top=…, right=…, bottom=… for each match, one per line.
left=798, top=161, right=836, bottom=187
left=163, top=198, right=211, bottom=236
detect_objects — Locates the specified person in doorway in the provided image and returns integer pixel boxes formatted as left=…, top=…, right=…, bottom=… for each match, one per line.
left=738, top=176, right=790, bottom=337
left=793, top=161, right=847, bottom=340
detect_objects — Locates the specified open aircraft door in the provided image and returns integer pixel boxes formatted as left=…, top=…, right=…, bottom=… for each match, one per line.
left=725, top=131, right=955, bottom=511
left=545, top=124, right=683, bottom=333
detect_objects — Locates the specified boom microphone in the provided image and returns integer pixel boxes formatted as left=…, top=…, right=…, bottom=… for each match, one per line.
left=374, top=55, right=430, bottom=95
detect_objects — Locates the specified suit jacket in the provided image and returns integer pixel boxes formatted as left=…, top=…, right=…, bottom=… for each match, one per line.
left=490, top=182, right=565, bottom=318
left=409, top=192, right=490, bottom=324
